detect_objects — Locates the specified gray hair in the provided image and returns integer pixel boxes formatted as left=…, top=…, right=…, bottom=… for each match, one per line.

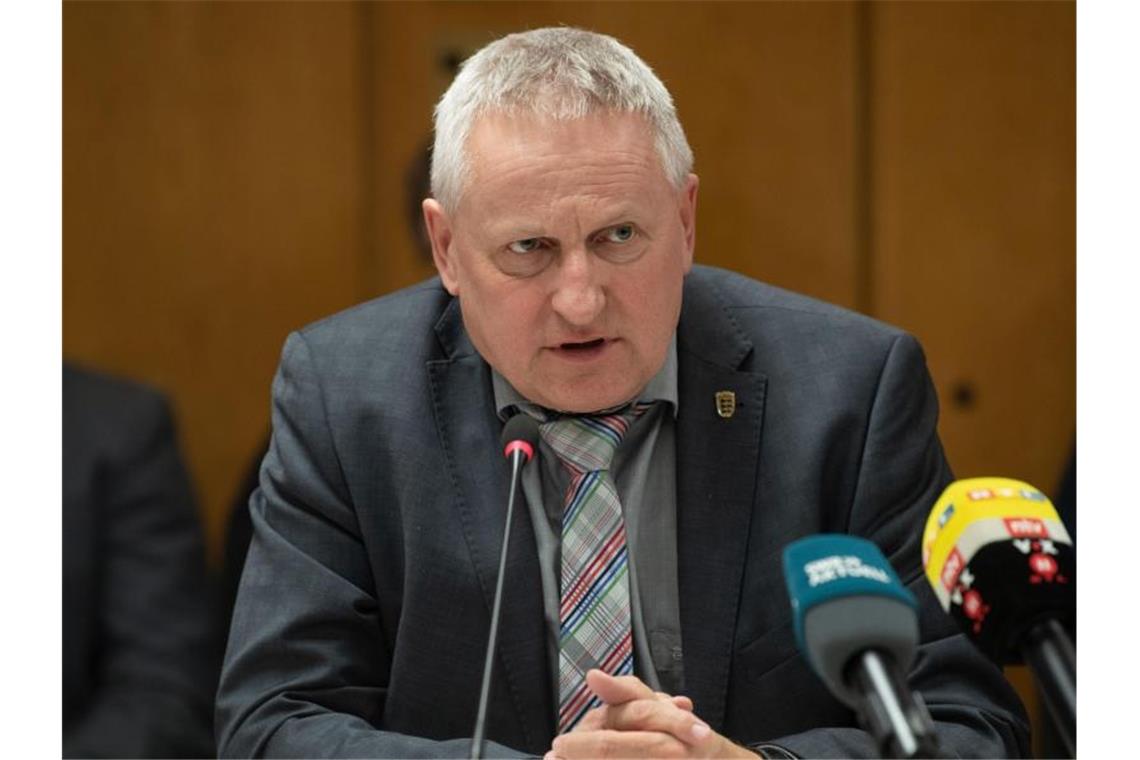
left=430, top=27, right=694, bottom=212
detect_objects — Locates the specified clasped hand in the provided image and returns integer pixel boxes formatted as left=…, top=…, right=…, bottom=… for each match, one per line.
left=544, top=670, right=759, bottom=759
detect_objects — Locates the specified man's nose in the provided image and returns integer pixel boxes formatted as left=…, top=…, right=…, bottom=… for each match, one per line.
left=550, top=247, right=605, bottom=326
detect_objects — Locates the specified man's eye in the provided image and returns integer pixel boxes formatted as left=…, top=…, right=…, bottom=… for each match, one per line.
left=603, top=224, right=636, bottom=244
left=508, top=238, right=543, bottom=254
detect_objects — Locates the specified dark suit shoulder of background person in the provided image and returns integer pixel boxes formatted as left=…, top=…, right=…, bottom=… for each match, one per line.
left=63, top=364, right=217, bottom=759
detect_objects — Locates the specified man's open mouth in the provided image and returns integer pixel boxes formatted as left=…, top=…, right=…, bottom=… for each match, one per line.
left=560, top=338, right=606, bottom=351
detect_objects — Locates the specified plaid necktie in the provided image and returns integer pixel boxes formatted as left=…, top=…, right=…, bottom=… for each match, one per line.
left=540, top=403, right=651, bottom=732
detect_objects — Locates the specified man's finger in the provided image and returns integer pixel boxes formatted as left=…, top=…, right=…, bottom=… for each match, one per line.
left=601, top=696, right=712, bottom=745
left=585, top=669, right=657, bottom=706
left=551, top=728, right=688, bottom=759
left=654, top=691, right=694, bottom=712
left=670, top=695, right=694, bottom=712
left=570, top=704, right=608, bottom=732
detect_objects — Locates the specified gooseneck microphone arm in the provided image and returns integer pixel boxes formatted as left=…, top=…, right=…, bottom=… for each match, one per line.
left=1021, top=619, right=1075, bottom=755
left=470, top=416, right=539, bottom=760
left=782, top=535, right=946, bottom=760
left=846, top=649, right=942, bottom=759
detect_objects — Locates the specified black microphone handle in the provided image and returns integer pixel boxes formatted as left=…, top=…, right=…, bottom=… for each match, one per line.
left=846, top=650, right=943, bottom=759
left=470, top=449, right=526, bottom=760
left=1021, top=619, right=1076, bottom=756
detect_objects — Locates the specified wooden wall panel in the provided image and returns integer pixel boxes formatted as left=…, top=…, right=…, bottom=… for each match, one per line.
left=869, top=1, right=1075, bottom=498
left=63, top=2, right=369, bottom=556
left=366, top=2, right=860, bottom=309
left=869, top=6, right=1075, bottom=748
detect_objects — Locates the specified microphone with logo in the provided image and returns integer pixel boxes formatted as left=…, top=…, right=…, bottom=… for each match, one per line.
left=922, top=477, right=1075, bottom=755
left=782, top=534, right=942, bottom=759
left=470, top=415, right=540, bottom=760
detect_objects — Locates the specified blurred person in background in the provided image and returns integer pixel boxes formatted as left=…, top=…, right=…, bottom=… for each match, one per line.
left=63, top=364, right=216, bottom=758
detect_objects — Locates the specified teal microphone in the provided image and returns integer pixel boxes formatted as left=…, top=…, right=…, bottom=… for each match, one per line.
left=782, top=534, right=942, bottom=759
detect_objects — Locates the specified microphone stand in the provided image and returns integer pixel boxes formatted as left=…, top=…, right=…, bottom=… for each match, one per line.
left=1022, top=619, right=1076, bottom=756
left=470, top=447, right=527, bottom=760
left=846, top=650, right=943, bottom=759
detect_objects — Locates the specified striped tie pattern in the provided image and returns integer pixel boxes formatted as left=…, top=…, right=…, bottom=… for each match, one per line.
left=541, top=404, right=650, bottom=732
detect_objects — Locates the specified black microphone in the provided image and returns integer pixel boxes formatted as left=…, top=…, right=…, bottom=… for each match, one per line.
left=922, top=477, right=1075, bottom=754
left=470, top=414, right=540, bottom=760
left=783, top=535, right=943, bottom=758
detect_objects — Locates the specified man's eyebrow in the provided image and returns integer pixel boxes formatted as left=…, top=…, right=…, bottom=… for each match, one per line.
left=482, top=221, right=547, bottom=241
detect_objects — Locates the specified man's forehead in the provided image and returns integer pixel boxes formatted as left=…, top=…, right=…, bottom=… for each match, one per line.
left=458, top=111, right=670, bottom=220
left=466, top=110, right=658, bottom=166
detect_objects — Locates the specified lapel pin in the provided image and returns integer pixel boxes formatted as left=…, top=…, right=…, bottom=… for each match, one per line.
left=715, top=390, right=736, bottom=419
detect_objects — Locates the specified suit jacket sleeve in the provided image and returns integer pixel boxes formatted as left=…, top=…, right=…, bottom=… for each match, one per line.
left=764, top=334, right=1031, bottom=758
left=215, top=331, right=528, bottom=759
left=63, top=382, right=216, bottom=759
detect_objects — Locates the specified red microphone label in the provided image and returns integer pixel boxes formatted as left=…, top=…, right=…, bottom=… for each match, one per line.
left=961, top=587, right=992, bottom=633
left=1029, top=552, right=1061, bottom=583
left=1003, top=517, right=1048, bottom=539
left=941, top=548, right=965, bottom=592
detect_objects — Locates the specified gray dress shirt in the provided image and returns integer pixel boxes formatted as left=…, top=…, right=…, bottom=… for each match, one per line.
left=492, top=338, right=685, bottom=713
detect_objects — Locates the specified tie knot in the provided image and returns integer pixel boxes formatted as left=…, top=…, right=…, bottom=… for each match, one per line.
left=540, top=404, right=651, bottom=474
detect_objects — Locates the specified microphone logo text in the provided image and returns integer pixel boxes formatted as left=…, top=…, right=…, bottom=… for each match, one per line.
left=805, top=555, right=890, bottom=587
left=1004, top=517, right=1048, bottom=539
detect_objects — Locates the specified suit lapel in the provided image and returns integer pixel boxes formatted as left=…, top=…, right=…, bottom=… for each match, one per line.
left=427, top=299, right=555, bottom=750
left=675, top=274, right=767, bottom=731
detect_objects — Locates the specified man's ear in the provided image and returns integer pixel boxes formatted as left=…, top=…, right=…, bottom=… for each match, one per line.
left=679, top=173, right=699, bottom=273
left=423, top=198, right=460, bottom=295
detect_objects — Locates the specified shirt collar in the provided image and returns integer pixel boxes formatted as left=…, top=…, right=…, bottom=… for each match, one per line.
left=492, top=334, right=679, bottom=421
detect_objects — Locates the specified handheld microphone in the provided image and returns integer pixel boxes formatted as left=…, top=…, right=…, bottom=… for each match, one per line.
left=783, top=534, right=941, bottom=758
left=922, top=477, right=1075, bottom=754
left=470, top=414, right=540, bottom=760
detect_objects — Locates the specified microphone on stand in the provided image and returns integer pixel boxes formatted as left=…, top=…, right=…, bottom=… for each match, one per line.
left=782, top=534, right=942, bottom=758
left=470, top=414, right=540, bottom=760
left=922, top=477, right=1075, bottom=755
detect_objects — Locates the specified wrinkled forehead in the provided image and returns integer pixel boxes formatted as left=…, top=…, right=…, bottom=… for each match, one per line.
left=459, top=110, right=670, bottom=206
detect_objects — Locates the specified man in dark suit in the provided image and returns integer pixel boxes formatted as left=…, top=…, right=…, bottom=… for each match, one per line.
left=63, top=365, right=216, bottom=758
left=217, top=28, right=1029, bottom=758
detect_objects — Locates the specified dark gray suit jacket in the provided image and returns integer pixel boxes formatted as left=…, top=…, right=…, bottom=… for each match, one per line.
left=217, top=266, right=1030, bottom=758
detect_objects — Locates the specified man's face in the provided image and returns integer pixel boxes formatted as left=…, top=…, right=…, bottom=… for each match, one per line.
left=423, top=111, right=698, bottom=413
